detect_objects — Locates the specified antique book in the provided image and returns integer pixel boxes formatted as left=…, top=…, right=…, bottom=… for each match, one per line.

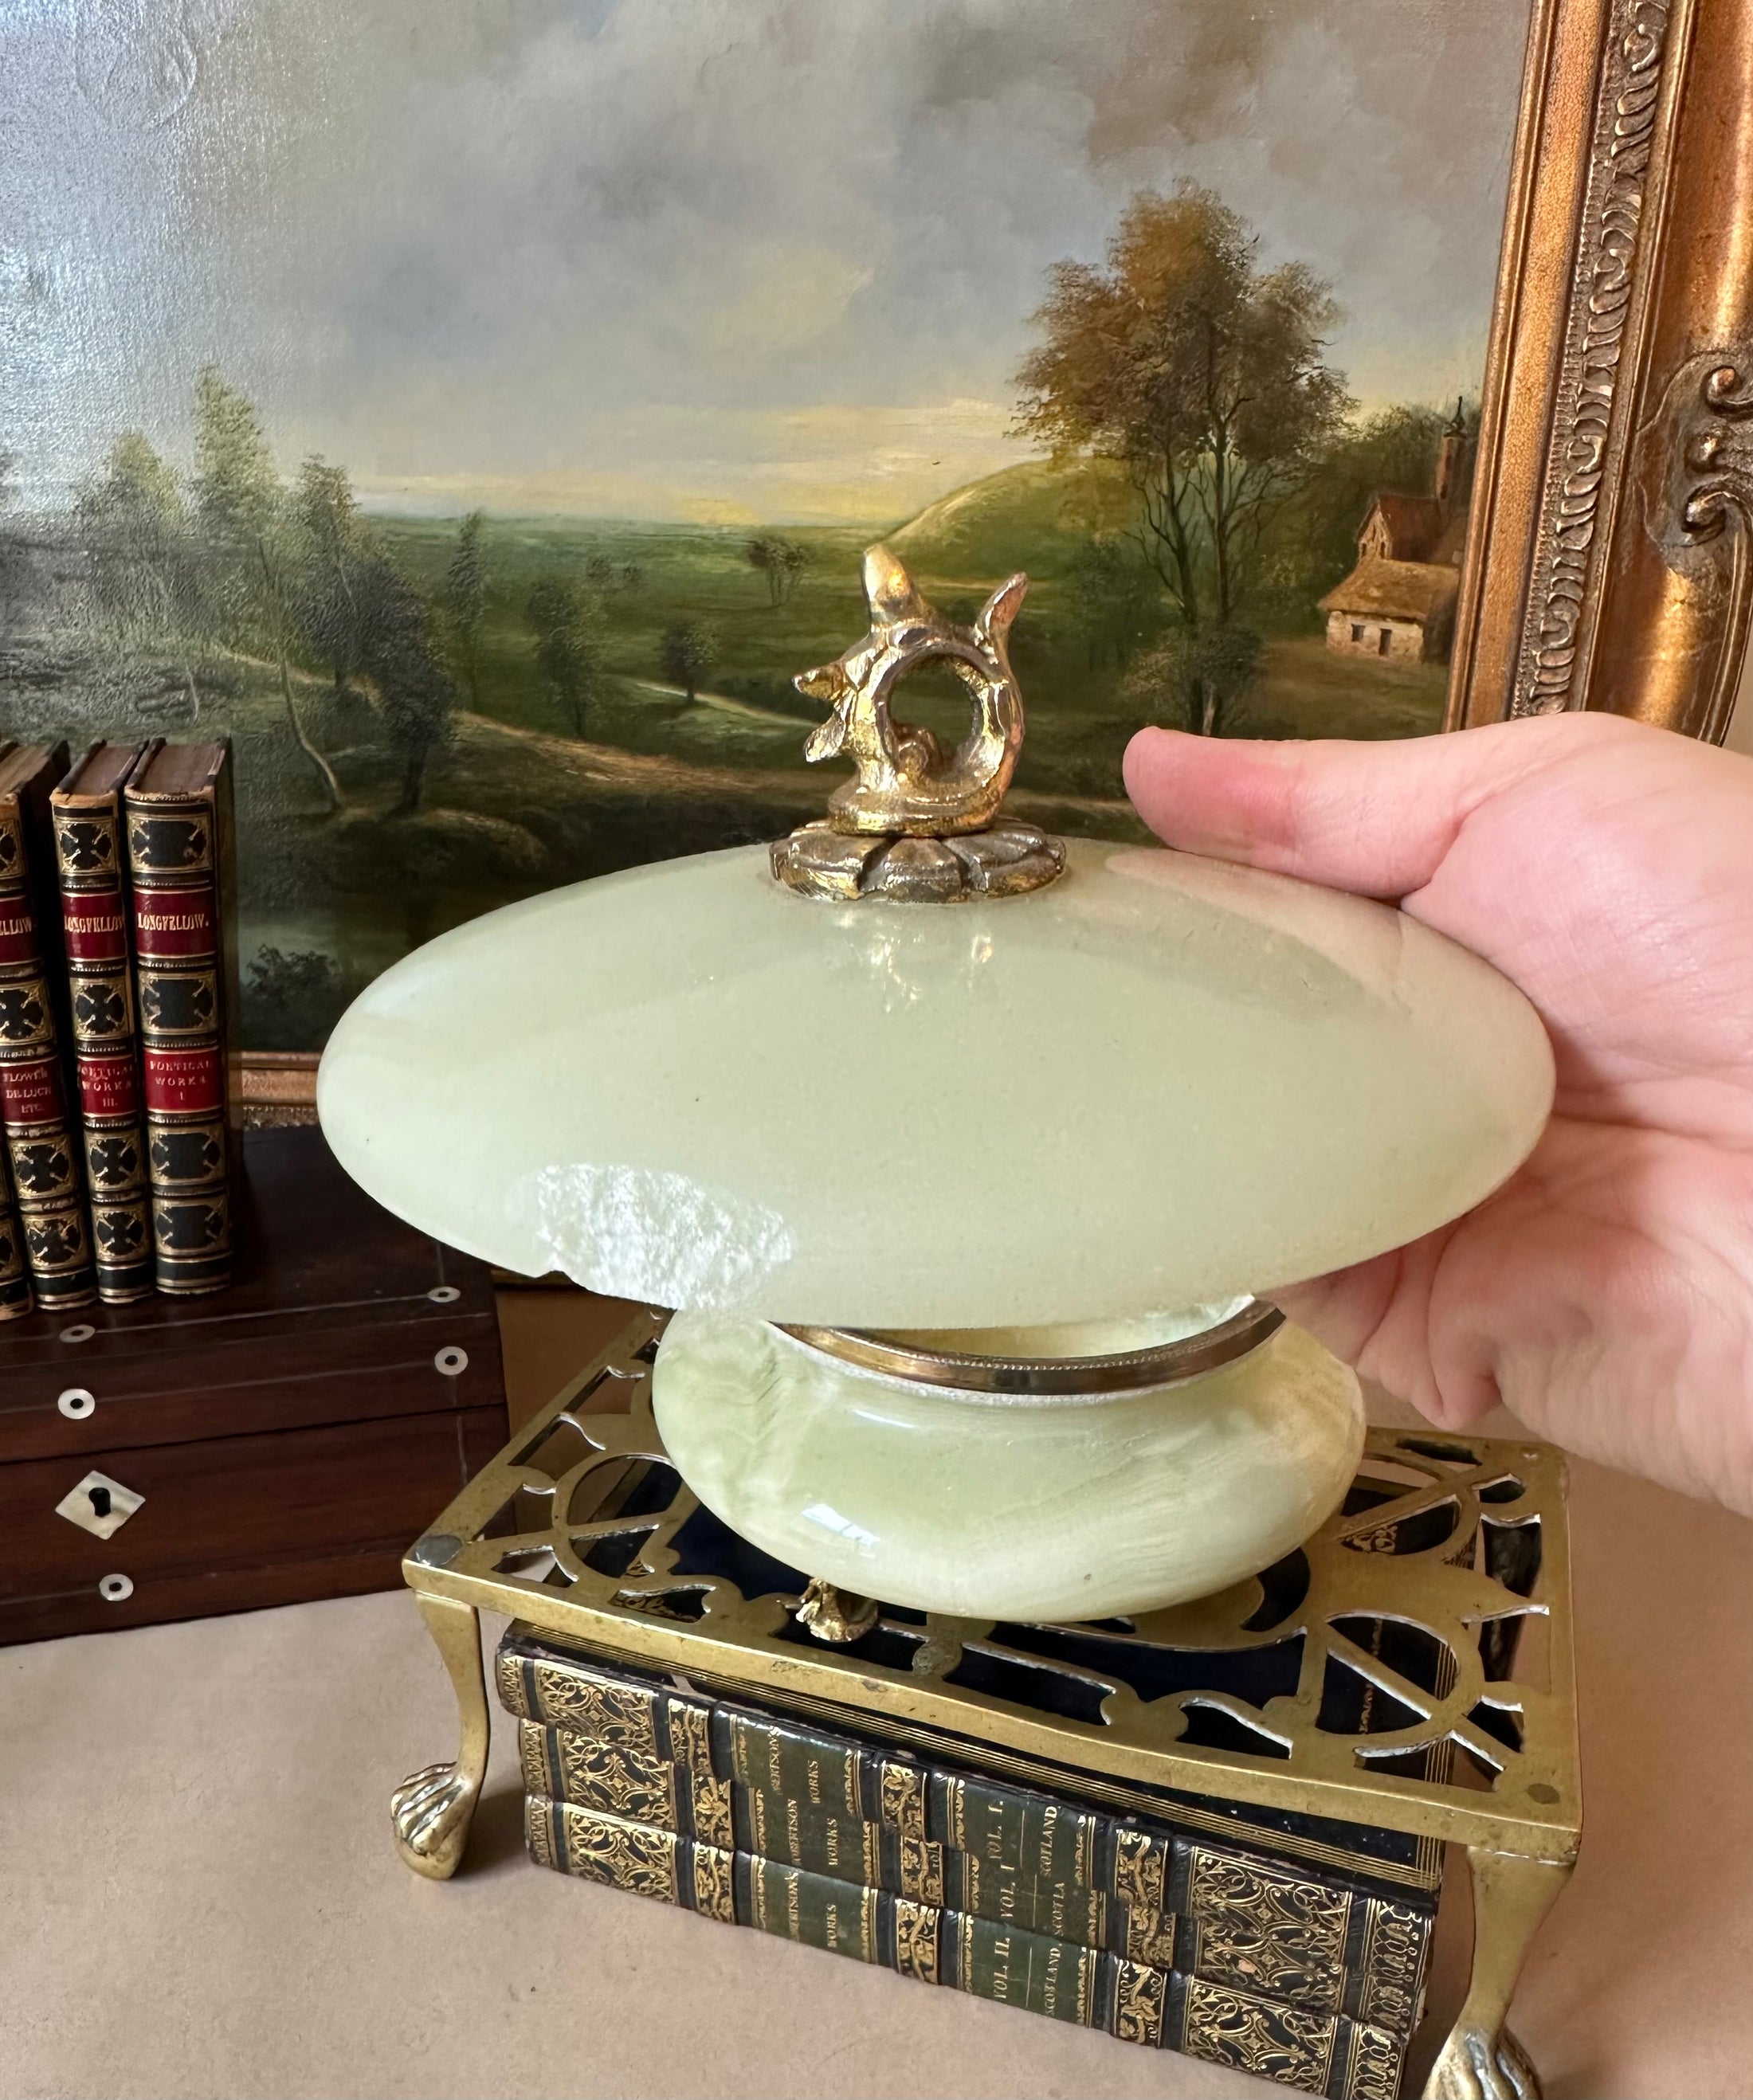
left=0, top=741, right=96, bottom=1311
left=518, top=1716, right=1154, bottom=1959
left=0, top=1144, right=32, bottom=1318
left=525, top=1795, right=1411, bottom=2098
left=124, top=741, right=235, bottom=1295
left=51, top=742, right=153, bottom=1303
left=498, top=1629, right=1434, bottom=2038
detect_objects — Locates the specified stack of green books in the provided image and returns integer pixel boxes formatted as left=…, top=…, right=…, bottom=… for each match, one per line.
left=500, top=1627, right=1437, bottom=2097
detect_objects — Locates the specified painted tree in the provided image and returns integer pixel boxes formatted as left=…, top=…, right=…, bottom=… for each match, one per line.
left=744, top=533, right=811, bottom=607
left=659, top=618, right=718, bottom=702
left=191, top=368, right=342, bottom=807
left=527, top=577, right=604, bottom=739
left=243, top=945, right=347, bottom=1050
left=1015, top=186, right=1351, bottom=684
left=744, top=535, right=782, bottom=606
left=443, top=509, right=489, bottom=710
left=1124, top=622, right=1262, bottom=739
left=778, top=538, right=812, bottom=602
left=357, top=552, right=456, bottom=815
left=1065, top=534, right=1165, bottom=672
left=292, top=455, right=371, bottom=696
left=77, top=433, right=202, bottom=692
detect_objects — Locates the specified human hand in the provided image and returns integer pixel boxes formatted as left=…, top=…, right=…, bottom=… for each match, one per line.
left=1124, top=712, right=1753, bottom=1513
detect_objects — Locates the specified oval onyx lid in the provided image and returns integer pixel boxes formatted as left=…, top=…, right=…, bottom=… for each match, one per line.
left=317, top=838, right=1553, bottom=1327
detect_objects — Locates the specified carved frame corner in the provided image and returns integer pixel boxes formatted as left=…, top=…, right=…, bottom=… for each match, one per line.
left=1448, top=0, right=1753, bottom=744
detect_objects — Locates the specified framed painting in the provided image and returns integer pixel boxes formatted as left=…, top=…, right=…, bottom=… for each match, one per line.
left=2, top=0, right=1748, bottom=1092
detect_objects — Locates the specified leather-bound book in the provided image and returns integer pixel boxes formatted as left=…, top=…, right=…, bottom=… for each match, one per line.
left=498, top=1630, right=1437, bottom=2055
left=0, top=1143, right=33, bottom=1319
left=527, top=1795, right=1116, bottom=2024
left=0, top=741, right=96, bottom=1311
left=515, top=1716, right=1148, bottom=1954
left=124, top=740, right=235, bottom=1295
left=524, top=1797, right=1411, bottom=2093
left=51, top=742, right=153, bottom=1303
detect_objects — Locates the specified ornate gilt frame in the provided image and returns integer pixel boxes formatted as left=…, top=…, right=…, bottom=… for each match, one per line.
left=1449, top=0, right=1753, bottom=740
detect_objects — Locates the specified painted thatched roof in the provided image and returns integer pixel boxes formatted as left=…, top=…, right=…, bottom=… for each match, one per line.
left=1320, top=557, right=1461, bottom=624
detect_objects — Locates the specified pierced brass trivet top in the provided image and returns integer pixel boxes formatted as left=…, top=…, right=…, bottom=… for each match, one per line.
left=770, top=544, right=1065, bottom=902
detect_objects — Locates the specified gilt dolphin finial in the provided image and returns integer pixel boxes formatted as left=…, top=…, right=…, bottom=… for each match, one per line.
left=771, top=543, right=1064, bottom=902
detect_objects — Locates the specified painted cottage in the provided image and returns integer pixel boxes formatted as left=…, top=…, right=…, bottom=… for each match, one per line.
left=1320, top=409, right=1469, bottom=663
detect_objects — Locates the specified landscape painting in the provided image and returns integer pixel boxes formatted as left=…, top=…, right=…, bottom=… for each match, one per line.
left=0, top=0, right=1530, bottom=1048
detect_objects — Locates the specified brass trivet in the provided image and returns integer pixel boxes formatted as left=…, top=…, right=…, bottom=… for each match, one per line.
left=394, top=1309, right=1579, bottom=2100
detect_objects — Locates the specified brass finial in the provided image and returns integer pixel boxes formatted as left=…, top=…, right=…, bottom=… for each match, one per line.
left=770, top=544, right=1066, bottom=902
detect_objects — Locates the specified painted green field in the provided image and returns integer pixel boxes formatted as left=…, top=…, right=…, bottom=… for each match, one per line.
left=2, top=460, right=1449, bottom=1049
left=372, top=502, right=1448, bottom=801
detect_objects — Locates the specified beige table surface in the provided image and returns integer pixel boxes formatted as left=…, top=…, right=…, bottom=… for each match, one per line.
left=2, top=1291, right=1750, bottom=2100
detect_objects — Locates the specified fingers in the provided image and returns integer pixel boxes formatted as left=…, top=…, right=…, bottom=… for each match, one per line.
left=1273, top=1237, right=1507, bottom=1431
left=1121, top=713, right=1640, bottom=901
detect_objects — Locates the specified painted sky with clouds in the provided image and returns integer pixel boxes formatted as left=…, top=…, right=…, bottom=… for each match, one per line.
left=2, top=0, right=1528, bottom=523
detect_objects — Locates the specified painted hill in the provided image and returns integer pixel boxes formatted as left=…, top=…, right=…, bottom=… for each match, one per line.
left=888, top=456, right=1133, bottom=582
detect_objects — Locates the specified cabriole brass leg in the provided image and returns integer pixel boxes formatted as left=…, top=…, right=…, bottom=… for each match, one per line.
left=1423, top=1847, right=1573, bottom=2100
left=392, top=1591, right=489, bottom=1880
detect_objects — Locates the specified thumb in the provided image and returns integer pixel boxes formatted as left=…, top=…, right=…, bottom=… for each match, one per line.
left=1121, top=715, right=1637, bottom=902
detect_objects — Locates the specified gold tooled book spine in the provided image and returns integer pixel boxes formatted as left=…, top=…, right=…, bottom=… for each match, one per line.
left=520, top=1718, right=1133, bottom=1945
left=0, top=742, right=96, bottom=1311
left=524, top=1711, right=1422, bottom=2035
left=1168, top=1970, right=1411, bottom=2096
left=528, top=1796, right=1412, bottom=2093
left=51, top=744, right=153, bottom=1303
left=531, top=1798, right=1113, bottom=2028
left=499, top=1638, right=1433, bottom=2034
left=495, top=1625, right=1445, bottom=1899
left=0, top=1139, right=33, bottom=1318
left=124, top=741, right=233, bottom=1295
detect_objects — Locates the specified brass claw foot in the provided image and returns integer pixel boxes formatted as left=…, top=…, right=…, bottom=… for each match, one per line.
left=1422, top=1849, right=1571, bottom=2100
left=1426, top=2025, right=1541, bottom=2100
left=393, top=1591, right=489, bottom=1880
left=392, top=1759, right=481, bottom=1880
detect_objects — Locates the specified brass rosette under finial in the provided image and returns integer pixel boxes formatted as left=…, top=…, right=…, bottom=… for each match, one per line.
left=769, top=543, right=1066, bottom=902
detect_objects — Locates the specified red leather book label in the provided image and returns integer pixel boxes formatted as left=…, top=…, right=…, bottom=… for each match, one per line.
left=78, top=1053, right=142, bottom=1121
left=62, top=896, right=131, bottom=963
left=142, top=1044, right=223, bottom=1116
left=0, top=1054, right=68, bottom=1125
left=134, top=894, right=216, bottom=959
left=0, top=907, right=37, bottom=969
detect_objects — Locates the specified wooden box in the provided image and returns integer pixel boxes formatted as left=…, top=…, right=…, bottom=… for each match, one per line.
left=0, top=1125, right=506, bottom=1644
